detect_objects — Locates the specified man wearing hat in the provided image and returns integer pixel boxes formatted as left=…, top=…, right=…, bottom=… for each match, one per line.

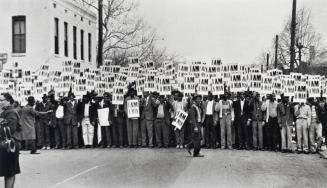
left=232, top=92, right=251, bottom=150
left=154, top=95, right=173, bottom=148
left=77, top=94, right=96, bottom=148
left=277, top=94, right=294, bottom=153
left=54, top=94, right=66, bottom=149
left=201, top=91, right=218, bottom=148
left=125, top=88, right=140, bottom=147
left=249, top=92, right=264, bottom=150
left=171, top=91, right=188, bottom=148
left=35, top=94, right=52, bottom=149
left=64, top=93, right=79, bottom=149
left=95, top=92, right=114, bottom=148
left=217, top=92, right=234, bottom=149
left=186, top=94, right=204, bottom=157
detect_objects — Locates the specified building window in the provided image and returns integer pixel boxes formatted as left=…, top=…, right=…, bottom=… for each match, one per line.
left=54, top=18, right=59, bottom=54
left=88, top=33, right=91, bottom=62
left=73, top=26, right=77, bottom=59
left=81, top=16, right=84, bottom=21
left=80, top=30, right=84, bottom=60
left=64, top=22, right=68, bottom=57
left=12, top=16, right=26, bottom=53
left=53, top=3, right=56, bottom=8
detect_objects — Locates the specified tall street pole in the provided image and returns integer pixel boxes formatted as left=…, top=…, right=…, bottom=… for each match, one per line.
left=98, top=0, right=103, bottom=67
left=274, top=35, right=278, bottom=69
left=266, top=53, right=270, bottom=71
left=290, top=0, right=297, bottom=72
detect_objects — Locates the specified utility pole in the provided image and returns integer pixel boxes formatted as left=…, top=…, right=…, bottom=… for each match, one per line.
left=266, top=53, right=269, bottom=71
left=97, top=0, right=103, bottom=67
left=290, top=0, right=297, bottom=72
left=274, top=35, right=278, bottom=69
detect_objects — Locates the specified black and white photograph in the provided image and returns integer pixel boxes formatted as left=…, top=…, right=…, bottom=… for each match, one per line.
left=0, top=0, right=327, bottom=187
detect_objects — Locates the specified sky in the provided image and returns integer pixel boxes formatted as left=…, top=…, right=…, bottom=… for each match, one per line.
left=136, top=0, right=327, bottom=65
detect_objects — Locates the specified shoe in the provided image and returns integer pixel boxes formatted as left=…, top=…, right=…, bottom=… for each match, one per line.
left=193, top=154, right=204, bottom=157
left=46, top=146, right=51, bottom=150
left=186, top=147, right=192, bottom=156
left=30, top=150, right=40, bottom=154
left=176, top=145, right=180, bottom=149
left=41, top=146, right=46, bottom=150
left=221, top=146, right=226, bottom=149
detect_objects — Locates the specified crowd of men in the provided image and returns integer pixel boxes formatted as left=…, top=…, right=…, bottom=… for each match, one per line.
left=15, top=85, right=327, bottom=157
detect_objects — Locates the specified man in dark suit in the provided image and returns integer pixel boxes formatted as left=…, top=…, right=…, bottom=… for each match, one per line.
left=154, top=95, right=173, bottom=148
left=233, top=92, right=251, bottom=150
left=140, top=91, right=160, bottom=147
left=35, top=94, right=52, bottom=149
left=64, top=93, right=79, bottom=149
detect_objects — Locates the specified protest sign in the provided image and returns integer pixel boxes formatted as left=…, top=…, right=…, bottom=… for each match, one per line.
left=261, top=75, right=273, bottom=95
left=127, top=99, right=140, bottom=118
left=97, top=108, right=110, bottom=126
left=283, top=77, right=295, bottom=97
left=172, top=110, right=188, bottom=130
left=230, top=73, right=242, bottom=92
left=198, top=77, right=209, bottom=95
left=250, top=73, right=262, bottom=92
left=307, top=77, right=321, bottom=98
left=294, top=84, right=307, bottom=103
left=211, top=77, right=224, bottom=95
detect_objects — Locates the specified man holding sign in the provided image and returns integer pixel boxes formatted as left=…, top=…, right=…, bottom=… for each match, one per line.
left=172, top=91, right=188, bottom=148
left=124, top=89, right=140, bottom=148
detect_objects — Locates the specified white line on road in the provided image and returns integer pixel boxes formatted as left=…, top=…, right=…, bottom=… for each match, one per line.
left=48, top=166, right=99, bottom=188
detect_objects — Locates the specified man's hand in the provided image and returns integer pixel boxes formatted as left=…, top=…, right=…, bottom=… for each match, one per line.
left=246, top=119, right=251, bottom=126
left=91, top=122, right=95, bottom=126
left=77, top=122, right=81, bottom=127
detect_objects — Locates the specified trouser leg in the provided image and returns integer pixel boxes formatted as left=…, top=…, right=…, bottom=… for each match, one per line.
left=309, top=123, right=316, bottom=152
left=72, top=126, right=78, bottom=147
left=162, top=121, right=169, bottom=147
left=66, top=124, right=72, bottom=147
left=317, top=123, right=323, bottom=149
left=252, top=121, right=258, bottom=148
left=118, top=117, right=124, bottom=146
left=112, top=118, right=118, bottom=146
left=286, top=125, right=293, bottom=150
left=155, top=119, right=163, bottom=147
left=281, top=126, right=286, bottom=150
left=175, top=129, right=181, bottom=146
left=37, top=121, right=44, bottom=147
left=220, top=117, right=226, bottom=148
left=193, top=133, right=201, bottom=156
left=258, top=121, right=263, bottom=149
left=141, top=119, right=147, bottom=146
left=146, top=120, right=154, bottom=147
left=226, top=115, right=232, bottom=149
left=296, top=119, right=303, bottom=151
left=302, top=120, right=309, bottom=152
left=106, top=126, right=112, bottom=146
left=132, top=119, right=139, bottom=146
left=126, top=119, right=133, bottom=146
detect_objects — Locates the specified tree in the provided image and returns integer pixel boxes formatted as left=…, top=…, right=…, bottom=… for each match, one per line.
left=277, top=6, right=326, bottom=68
left=80, top=0, right=177, bottom=66
left=257, top=6, right=326, bottom=70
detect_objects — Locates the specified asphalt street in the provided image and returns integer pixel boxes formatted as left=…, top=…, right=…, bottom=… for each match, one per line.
left=1, top=148, right=327, bottom=188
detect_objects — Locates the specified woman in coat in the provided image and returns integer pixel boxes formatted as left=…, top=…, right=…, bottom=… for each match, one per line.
left=0, top=93, right=21, bottom=188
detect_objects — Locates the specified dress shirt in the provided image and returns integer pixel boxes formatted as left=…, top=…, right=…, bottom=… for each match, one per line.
left=84, top=102, right=90, bottom=117
left=240, top=99, right=244, bottom=115
left=157, top=104, right=164, bottom=118
left=56, top=105, right=64, bottom=119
